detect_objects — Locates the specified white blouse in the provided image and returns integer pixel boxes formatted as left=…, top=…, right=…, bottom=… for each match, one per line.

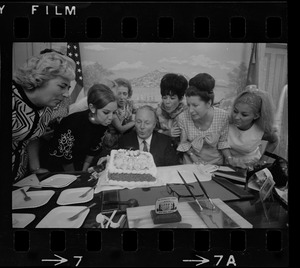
left=228, top=123, right=264, bottom=164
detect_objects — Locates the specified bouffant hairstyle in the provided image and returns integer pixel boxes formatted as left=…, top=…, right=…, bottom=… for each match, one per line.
left=231, top=88, right=276, bottom=135
left=115, top=78, right=133, bottom=98
left=13, top=52, right=76, bottom=92
left=186, top=73, right=215, bottom=104
left=160, top=73, right=188, bottom=100
left=87, top=83, right=116, bottom=109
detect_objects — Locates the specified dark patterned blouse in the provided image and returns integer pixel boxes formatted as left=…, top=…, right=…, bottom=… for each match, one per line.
left=12, top=81, right=52, bottom=181
left=48, top=110, right=107, bottom=171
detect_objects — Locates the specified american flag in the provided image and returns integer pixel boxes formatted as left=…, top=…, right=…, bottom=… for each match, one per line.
left=67, top=42, right=84, bottom=104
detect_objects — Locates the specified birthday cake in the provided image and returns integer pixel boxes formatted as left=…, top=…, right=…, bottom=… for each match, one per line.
left=107, top=149, right=157, bottom=185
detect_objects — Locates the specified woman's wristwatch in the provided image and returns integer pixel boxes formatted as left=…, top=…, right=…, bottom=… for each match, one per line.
left=187, top=151, right=194, bottom=157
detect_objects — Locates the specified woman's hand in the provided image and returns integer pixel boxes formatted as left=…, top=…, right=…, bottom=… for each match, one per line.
left=97, top=156, right=109, bottom=166
left=186, top=151, right=201, bottom=165
left=32, top=168, right=49, bottom=174
left=252, top=159, right=268, bottom=170
left=170, top=126, right=181, bottom=137
left=226, top=156, right=236, bottom=167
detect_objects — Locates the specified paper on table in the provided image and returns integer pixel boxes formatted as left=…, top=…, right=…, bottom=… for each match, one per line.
left=157, top=164, right=211, bottom=184
left=126, top=198, right=252, bottom=228
left=275, top=187, right=288, bottom=204
left=199, top=164, right=219, bottom=173
left=126, top=202, right=207, bottom=228
left=217, top=166, right=236, bottom=172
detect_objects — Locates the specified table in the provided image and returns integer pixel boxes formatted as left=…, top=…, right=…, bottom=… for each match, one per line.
left=12, top=170, right=288, bottom=229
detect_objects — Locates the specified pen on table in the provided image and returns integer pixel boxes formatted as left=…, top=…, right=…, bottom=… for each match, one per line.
left=101, top=210, right=127, bottom=216
left=105, top=210, right=117, bottom=228
left=177, top=171, right=203, bottom=211
left=193, top=172, right=215, bottom=209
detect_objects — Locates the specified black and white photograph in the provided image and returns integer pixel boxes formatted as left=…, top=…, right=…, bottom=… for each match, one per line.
left=11, top=42, right=288, bottom=229
left=0, top=0, right=289, bottom=266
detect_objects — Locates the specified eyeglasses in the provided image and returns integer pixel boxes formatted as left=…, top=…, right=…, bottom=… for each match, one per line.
left=166, top=184, right=204, bottom=200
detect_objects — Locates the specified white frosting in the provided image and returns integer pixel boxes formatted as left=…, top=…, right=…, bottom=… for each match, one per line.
left=108, top=149, right=157, bottom=177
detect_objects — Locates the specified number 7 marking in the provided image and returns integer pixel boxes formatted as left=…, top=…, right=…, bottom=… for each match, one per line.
left=74, top=256, right=83, bottom=266
left=214, top=255, right=223, bottom=266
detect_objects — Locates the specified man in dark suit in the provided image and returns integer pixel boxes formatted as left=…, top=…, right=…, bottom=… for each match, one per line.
left=118, top=105, right=180, bottom=167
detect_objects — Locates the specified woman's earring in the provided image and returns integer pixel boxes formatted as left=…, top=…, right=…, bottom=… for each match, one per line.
left=89, top=112, right=96, bottom=122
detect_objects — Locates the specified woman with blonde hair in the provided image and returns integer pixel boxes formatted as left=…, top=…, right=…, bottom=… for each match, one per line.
left=12, top=51, right=76, bottom=181
left=226, top=88, right=279, bottom=168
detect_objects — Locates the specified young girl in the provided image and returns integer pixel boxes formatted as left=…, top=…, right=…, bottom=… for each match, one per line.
left=102, top=78, right=136, bottom=153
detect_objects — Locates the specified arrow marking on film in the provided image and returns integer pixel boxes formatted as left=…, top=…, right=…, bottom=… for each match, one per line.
left=42, top=254, right=68, bottom=266
left=183, top=255, right=210, bottom=266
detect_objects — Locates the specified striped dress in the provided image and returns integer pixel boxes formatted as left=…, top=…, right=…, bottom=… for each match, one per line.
left=12, top=82, right=52, bottom=181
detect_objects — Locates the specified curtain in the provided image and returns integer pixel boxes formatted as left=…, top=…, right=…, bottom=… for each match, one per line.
left=246, top=43, right=266, bottom=91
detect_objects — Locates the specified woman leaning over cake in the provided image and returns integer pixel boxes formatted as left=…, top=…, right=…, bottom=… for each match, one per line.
left=47, top=84, right=117, bottom=172
left=12, top=51, right=76, bottom=181
left=155, top=73, right=188, bottom=148
left=177, top=73, right=232, bottom=165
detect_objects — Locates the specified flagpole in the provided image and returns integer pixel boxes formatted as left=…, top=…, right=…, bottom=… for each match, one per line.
left=246, top=43, right=257, bottom=87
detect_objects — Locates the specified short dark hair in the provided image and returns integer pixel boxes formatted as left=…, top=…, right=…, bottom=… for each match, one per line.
left=87, top=84, right=116, bottom=109
left=40, top=48, right=64, bottom=55
left=115, top=78, right=133, bottom=98
left=160, top=73, right=188, bottom=100
left=186, top=73, right=215, bottom=104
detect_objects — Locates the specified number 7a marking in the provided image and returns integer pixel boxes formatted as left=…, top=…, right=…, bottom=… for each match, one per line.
left=214, top=255, right=223, bottom=266
left=74, top=256, right=83, bottom=266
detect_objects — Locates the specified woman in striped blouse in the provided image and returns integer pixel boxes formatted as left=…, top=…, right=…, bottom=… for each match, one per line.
left=12, top=51, right=76, bottom=181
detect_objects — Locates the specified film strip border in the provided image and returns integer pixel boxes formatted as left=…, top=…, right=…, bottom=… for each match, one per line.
left=3, top=229, right=288, bottom=266
left=0, top=1, right=288, bottom=267
left=0, top=2, right=287, bottom=41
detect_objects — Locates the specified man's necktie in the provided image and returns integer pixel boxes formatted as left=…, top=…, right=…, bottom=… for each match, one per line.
left=142, top=140, right=148, bottom=152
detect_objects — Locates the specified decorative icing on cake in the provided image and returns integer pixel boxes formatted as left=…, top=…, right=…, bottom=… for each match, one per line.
left=107, top=149, right=157, bottom=184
